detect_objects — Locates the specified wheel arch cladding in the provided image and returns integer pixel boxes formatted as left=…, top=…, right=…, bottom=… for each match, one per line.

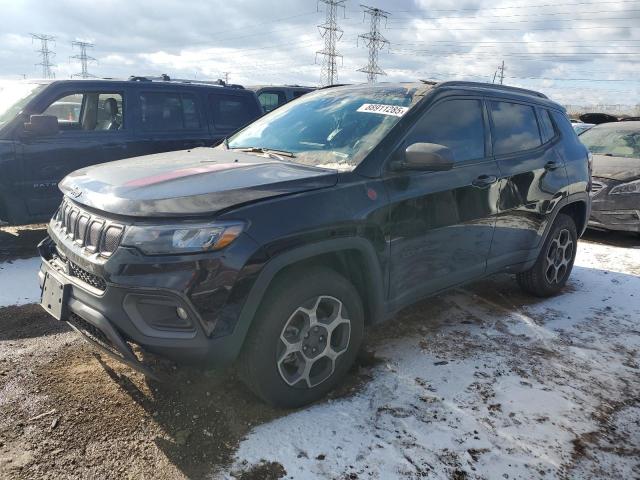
left=271, top=248, right=382, bottom=326
left=558, top=200, right=588, bottom=236
left=235, top=238, right=385, bottom=352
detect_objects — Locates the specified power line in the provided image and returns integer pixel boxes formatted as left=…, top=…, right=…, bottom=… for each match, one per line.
left=316, top=0, right=346, bottom=86
left=387, top=7, right=640, bottom=21
left=388, top=14, right=640, bottom=25
left=390, top=48, right=640, bottom=57
left=388, top=0, right=640, bottom=14
left=389, top=24, right=637, bottom=31
left=357, top=4, right=390, bottom=83
left=31, top=33, right=56, bottom=79
left=70, top=41, right=97, bottom=78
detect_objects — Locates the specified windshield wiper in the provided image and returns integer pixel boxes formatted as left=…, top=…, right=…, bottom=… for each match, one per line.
left=230, top=146, right=296, bottom=159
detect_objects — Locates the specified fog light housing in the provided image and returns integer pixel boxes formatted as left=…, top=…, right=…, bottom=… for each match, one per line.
left=123, top=294, right=197, bottom=338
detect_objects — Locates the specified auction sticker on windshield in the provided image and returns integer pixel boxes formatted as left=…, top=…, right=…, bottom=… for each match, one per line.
left=357, top=103, right=409, bottom=117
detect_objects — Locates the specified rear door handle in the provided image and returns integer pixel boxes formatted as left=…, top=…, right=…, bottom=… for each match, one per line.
left=472, top=174, right=498, bottom=188
left=545, top=161, right=560, bottom=171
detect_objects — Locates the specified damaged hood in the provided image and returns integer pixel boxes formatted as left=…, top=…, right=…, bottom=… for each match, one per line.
left=592, top=154, right=640, bottom=182
left=59, top=147, right=338, bottom=217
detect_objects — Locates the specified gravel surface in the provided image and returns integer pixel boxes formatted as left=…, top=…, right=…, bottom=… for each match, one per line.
left=0, top=229, right=638, bottom=479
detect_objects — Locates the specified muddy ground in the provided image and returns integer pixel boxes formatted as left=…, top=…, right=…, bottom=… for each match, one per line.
left=0, top=227, right=638, bottom=479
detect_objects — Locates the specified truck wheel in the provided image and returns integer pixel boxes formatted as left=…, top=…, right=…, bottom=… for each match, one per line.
left=237, top=266, right=364, bottom=408
left=517, top=213, right=577, bottom=297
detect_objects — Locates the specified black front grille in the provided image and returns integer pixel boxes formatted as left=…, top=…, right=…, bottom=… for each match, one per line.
left=69, top=261, right=107, bottom=291
left=53, top=199, right=124, bottom=256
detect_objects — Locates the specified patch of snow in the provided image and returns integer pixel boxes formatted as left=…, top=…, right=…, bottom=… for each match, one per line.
left=0, top=257, right=42, bottom=307
left=227, top=241, right=640, bottom=479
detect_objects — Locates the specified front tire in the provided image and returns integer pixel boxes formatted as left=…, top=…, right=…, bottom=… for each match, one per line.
left=517, top=213, right=578, bottom=297
left=237, top=266, right=364, bottom=408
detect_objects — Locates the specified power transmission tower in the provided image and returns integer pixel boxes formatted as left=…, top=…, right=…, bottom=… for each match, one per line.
left=493, top=60, right=505, bottom=85
left=31, top=33, right=56, bottom=79
left=70, top=41, right=97, bottom=78
left=222, top=71, right=230, bottom=84
left=316, top=0, right=346, bottom=87
left=357, top=5, right=390, bottom=83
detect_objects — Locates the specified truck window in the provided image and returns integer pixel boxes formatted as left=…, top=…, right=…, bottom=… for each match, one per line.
left=42, top=92, right=123, bottom=131
left=258, top=91, right=286, bottom=113
left=210, top=94, right=257, bottom=131
left=139, top=92, right=201, bottom=131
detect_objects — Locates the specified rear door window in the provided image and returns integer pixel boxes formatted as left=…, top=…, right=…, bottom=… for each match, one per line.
left=406, top=98, right=486, bottom=163
left=210, top=94, right=257, bottom=131
left=138, top=92, right=202, bottom=131
left=489, top=101, right=542, bottom=155
left=538, top=109, right=556, bottom=143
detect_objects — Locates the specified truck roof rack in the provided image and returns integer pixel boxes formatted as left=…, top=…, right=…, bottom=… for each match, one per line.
left=435, top=81, right=548, bottom=99
left=127, top=75, right=245, bottom=89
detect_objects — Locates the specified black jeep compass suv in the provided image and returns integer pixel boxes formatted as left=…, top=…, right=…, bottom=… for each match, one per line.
left=38, top=81, right=591, bottom=407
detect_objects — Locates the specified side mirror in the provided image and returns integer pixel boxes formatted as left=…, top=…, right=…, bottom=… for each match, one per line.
left=23, top=115, right=59, bottom=137
left=396, top=143, right=455, bottom=172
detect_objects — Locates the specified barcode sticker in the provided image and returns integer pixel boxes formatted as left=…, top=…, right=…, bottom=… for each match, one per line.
left=356, top=103, right=409, bottom=117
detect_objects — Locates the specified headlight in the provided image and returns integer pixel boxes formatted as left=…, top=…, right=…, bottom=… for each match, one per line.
left=610, top=179, right=640, bottom=195
left=121, top=222, right=244, bottom=255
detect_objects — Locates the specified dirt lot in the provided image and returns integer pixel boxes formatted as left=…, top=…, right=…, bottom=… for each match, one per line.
left=0, top=227, right=638, bottom=479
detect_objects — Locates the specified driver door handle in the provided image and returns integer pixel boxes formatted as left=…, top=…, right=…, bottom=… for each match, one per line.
left=472, top=174, right=498, bottom=188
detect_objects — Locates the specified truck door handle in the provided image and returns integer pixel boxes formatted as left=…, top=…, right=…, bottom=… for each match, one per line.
left=472, top=175, right=498, bottom=188
left=545, top=161, right=559, bottom=171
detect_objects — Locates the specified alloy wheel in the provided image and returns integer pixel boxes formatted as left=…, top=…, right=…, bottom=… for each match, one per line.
left=545, top=228, right=573, bottom=285
left=277, top=295, right=351, bottom=389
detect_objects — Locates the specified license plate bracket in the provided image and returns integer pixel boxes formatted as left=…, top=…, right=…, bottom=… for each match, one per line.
left=41, top=272, right=69, bottom=320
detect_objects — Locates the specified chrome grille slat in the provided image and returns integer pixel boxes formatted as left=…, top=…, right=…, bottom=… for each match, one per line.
left=590, top=181, right=605, bottom=196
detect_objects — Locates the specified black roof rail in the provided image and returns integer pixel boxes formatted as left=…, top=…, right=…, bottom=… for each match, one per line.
left=318, top=83, right=350, bottom=90
left=127, top=75, right=245, bottom=89
left=129, top=76, right=152, bottom=82
left=435, top=81, right=548, bottom=99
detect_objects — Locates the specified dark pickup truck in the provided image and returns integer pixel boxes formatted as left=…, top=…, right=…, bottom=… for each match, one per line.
left=0, top=77, right=262, bottom=225
left=38, top=81, right=591, bottom=407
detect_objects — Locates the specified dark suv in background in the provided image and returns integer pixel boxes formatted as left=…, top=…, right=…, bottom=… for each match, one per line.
left=250, top=85, right=315, bottom=113
left=0, top=77, right=262, bottom=225
left=38, top=81, right=590, bottom=407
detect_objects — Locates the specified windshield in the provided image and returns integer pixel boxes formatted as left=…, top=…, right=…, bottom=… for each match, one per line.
left=580, top=125, right=640, bottom=159
left=227, top=85, right=424, bottom=171
left=0, top=82, right=46, bottom=128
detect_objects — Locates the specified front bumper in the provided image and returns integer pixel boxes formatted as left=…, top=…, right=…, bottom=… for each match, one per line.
left=588, top=209, right=640, bottom=233
left=38, top=223, right=263, bottom=370
left=588, top=177, right=640, bottom=233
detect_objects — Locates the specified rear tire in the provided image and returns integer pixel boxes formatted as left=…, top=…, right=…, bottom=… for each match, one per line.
left=517, top=213, right=577, bottom=297
left=237, top=266, right=364, bottom=408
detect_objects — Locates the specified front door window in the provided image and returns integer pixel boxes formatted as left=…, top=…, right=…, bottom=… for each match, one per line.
left=43, top=92, right=124, bottom=132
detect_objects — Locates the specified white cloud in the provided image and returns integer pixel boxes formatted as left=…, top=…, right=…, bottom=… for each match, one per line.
left=0, top=0, right=637, bottom=106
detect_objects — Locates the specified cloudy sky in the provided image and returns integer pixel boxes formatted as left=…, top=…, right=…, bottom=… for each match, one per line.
left=0, top=0, right=638, bottom=108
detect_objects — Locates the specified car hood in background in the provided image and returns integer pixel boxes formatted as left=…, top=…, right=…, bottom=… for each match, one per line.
left=592, top=154, right=640, bottom=182
left=59, top=148, right=338, bottom=217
